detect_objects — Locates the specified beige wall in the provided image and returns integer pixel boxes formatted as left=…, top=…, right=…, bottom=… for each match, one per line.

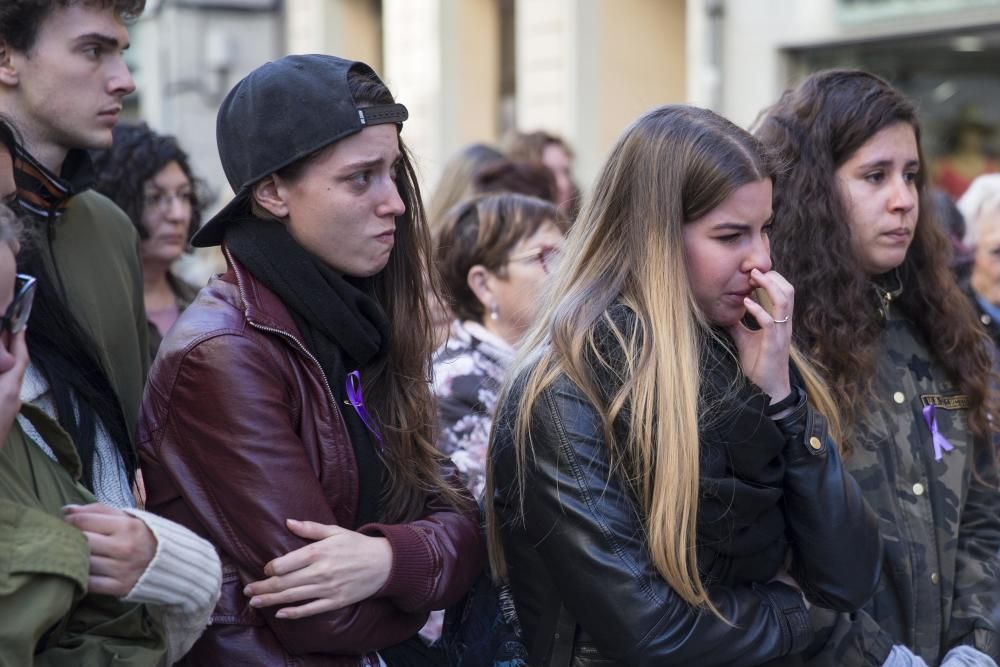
left=286, top=0, right=381, bottom=69
left=598, top=0, right=686, bottom=152
left=384, top=0, right=500, bottom=193
left=688, top=0, right=1000, bottom=129
left=516, top=0, right=686, bottom=191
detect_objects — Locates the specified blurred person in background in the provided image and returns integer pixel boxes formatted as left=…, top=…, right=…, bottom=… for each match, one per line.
left=433, top=192, right=567, bottom=499
left=473, top=158, right=557, bottom=204
left=757, top=69, right=1000, bottom=667
left=428, top=142, right=504, bottom=233
left=507, top=129, right=580, bottom=219
left=426, top=144, right=505, bottom=347
left=931, top=189, right=973, bottom=282
left=958, top=175, right=1000, bottom=346
left=933, top=107, right=998, bottom=201
left=93, top=122, right=207, bottom=358
left=138, top=54, right=482, bottom=665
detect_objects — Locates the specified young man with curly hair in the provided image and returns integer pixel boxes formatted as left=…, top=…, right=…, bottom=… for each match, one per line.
left=0, top=2, right=220, bottom=663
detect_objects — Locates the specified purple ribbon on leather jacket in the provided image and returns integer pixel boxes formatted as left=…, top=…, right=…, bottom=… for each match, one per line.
left=922, top=404, right=955, bottom=462
left=346, top=370, right=384, bottom=452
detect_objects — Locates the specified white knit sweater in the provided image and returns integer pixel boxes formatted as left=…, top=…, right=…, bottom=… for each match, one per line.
left=19, top=363, right=221, bottom=664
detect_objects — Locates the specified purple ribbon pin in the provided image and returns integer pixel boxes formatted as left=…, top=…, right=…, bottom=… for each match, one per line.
left=922, top=404, right=954, bottom=462
left=346, top=370, right=383, bottom=452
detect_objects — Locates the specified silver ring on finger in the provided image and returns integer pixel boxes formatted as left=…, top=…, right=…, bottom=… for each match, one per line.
left=773, top=316, right=790, bottom=324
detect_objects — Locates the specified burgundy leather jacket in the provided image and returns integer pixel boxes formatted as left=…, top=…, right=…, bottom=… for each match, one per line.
left=138, top=249, right=484, bottom=665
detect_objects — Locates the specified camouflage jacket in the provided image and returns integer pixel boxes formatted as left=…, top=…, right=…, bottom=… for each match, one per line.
left=806, top=306, right=1000, bottom=666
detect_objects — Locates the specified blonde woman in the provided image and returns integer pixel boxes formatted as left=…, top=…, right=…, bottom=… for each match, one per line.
left=487, top=105, right=881, bottom=666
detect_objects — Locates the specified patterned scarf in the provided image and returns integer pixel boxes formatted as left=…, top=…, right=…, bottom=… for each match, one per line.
left=13, top=146, right=95, bottom=220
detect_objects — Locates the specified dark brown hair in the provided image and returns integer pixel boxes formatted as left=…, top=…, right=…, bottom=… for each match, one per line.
left=435, top=192, right=567, bottom=322
left=473, top=159, right=557, bottom=203
left=754, top=69, right=997, bottom=451
left=92, top=122, right=208, bottom=244
left=0, top=0, right=145, bottom=53
left=339, top=67, right=467, bottom=520
left=506, top=130, right=574, bottom=163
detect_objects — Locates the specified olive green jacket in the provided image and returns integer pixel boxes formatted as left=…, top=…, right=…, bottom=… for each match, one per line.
left=0, top=405, right=165, bottom=666
left=807, top=307, right=1000, bottom=665
left=40, top=189, right=151, bottom=443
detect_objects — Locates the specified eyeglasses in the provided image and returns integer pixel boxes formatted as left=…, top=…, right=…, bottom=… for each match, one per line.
left=1, top=274, right=36, bottom=336
left=507, top=245, right=562, bottom=275
left=143, top=191, right=194, bottom=212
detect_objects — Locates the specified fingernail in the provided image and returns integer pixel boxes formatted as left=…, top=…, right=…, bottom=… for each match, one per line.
left=276, top=611, right=288, bottom=619
left=243, top=586, right=252, bottom=596
left=61, top=504, right=80, bottom=512
left=249, top=597, right=261, bottom=607
left=287, top=518, right=300, bottom=525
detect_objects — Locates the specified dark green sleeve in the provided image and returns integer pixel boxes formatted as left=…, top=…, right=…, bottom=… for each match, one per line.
left=0, top=501, right=88, bottom=666
left=35, top=595, right=166, bottom=667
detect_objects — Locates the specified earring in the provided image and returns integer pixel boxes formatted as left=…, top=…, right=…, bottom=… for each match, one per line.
left=489, top=302, right=499, bottom=321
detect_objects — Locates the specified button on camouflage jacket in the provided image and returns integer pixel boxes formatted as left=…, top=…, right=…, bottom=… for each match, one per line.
left=805, top=307, right=1000, bottom=666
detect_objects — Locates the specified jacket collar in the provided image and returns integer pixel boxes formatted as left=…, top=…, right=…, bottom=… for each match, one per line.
left=222, top=242, right=309, bottom=345
left=14, top=146, right=96, bottom=220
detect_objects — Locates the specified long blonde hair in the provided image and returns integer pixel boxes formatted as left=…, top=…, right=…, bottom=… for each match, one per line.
left=486, top=105, right=842, bottom=616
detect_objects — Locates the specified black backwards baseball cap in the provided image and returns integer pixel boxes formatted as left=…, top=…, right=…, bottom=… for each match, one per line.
left=191, top=54, right=409, bottom=247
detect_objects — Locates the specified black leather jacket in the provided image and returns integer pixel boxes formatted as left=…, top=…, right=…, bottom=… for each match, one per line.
left=490, top=363, right=882, bottom=666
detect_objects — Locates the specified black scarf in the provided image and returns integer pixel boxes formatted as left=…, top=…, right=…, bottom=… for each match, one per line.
left=225, top=216, right=389, bottom=526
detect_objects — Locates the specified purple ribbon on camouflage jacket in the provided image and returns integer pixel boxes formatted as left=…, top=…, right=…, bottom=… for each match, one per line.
left=346, top=370, right=383, bottom=452
left=922, top=404, right=954, bottom=462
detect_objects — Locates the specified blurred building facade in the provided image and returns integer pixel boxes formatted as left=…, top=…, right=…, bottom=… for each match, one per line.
left=128, top=0, right=1000, bottom=217
left=690, top=0, right=1000, bottom=163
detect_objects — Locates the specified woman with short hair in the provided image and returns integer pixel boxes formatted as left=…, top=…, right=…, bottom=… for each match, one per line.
left=433, top=192, right=567, bottom=498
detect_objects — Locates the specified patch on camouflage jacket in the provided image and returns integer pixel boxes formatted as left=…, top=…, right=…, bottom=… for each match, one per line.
left=920, top=393, right=970, bottom=410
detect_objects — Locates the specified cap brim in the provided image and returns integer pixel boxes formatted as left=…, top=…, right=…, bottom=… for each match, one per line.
left=191, top=190, right=250, bottom=248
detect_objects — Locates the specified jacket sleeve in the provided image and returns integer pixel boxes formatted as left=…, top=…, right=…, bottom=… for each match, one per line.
left=782, top=401, right=883, bottom=611
left=492, top=378, right=814, bottom=667
left=803, top=606, right=896, bottom=667
left=945, top=437, right=1000, bottom=659
left=358, top=469, right=484, bottom=613
left=142, top=333, right=437, bottom=655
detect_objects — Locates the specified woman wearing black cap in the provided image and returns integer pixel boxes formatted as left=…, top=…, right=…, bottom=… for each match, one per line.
left=137, top=54, right=483, bottom=665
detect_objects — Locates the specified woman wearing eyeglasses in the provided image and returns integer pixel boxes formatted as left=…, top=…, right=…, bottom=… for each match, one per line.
left=92, top=122, right=206, bottom=357
left=433, top=193, right=567, bottom=499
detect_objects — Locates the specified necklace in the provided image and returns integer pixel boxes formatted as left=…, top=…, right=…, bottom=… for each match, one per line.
left=874, top=268, right=904, bottom=318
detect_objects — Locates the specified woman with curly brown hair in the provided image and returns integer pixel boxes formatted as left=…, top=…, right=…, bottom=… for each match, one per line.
left=92, top=122, right=207, bottom=357
left=756, top=69, right=1000, bottom=667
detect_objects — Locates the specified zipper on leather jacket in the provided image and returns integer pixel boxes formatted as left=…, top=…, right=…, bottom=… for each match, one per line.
left=223, top=246, right=340, bottom=414
left=225, top=246, right=377, bottom=667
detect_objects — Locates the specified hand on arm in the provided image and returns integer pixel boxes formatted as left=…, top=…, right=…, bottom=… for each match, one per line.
left=727, top=268, right=793, bottom=403
left=62, top=503, right=157, bottom=597
left=144, top=334, right=422, bottom=653
left=244, top=519, right=393, bottom=619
